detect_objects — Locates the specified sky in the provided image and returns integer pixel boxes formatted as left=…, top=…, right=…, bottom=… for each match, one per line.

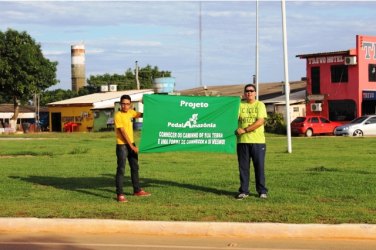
left=1, top=0, right=376, bottom=91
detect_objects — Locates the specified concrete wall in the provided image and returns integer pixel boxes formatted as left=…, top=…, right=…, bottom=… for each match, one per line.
left=48, top=105, right=93, bottom=132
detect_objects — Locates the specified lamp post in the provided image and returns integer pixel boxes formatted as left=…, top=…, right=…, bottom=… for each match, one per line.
left=199, top=1, right=203, bottom=87
left=255, top=0, right=259, bottom=100
left=281, top=0, right=292, bottom=153
left=135, top=61, right=140, bottom=90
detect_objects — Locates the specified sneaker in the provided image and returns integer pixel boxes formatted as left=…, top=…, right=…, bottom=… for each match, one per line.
left=133, top=189, right=151, bottom=197
left=117, top=194, right=128, bottom=203
left=235, top=193, right=249, bottom=200
left=259, top=193, right=267, bottom=199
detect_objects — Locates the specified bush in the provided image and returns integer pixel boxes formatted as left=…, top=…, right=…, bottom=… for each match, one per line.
left=265, top=113, right=286, bottom=134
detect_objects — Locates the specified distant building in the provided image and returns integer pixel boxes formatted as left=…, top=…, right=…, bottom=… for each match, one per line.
left=297, top=34, right=376, bottom=121
left=0, top=104, right=49, bottom=133
left=179, top=81, right=307, bottom=122
left=47, top=89, right=154, bottom=132
left=179, top=81, right=306, bottom=98
left=263, top=90, right=306, bottom=122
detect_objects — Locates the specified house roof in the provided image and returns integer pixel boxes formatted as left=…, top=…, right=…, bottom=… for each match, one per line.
left=178, top=81, right=306, bottom=100
left=263, top=90, right=306, bottom=105
left=0, top=104, right=49, bottom=119
left=47, top=89, right=154, bottom=108
left=35, top=81, right=308, bottom=110
left=0, top=104, right=48, bottom=113
left=296, top=50, right=353, bottom=58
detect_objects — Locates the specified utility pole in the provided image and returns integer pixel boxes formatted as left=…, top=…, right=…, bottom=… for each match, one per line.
left=135, top=61, right=140, bottom=90
left=281, top=0, right=292, bottom=153
left=34, top=93, right=40, bottom=132
left=199, top=1, right=203, bottom=87
left=255, top=0, right=259, bottom=100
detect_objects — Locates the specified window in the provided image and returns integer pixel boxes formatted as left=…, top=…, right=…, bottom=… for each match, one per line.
left=367, top=117, right=376, bottom=124
left=310, top=117, right=319, bottom=123
left=320, top=117, right=330, bottom=123
left=311, top=67, right=320, bottom=94
left=331, top=65, right=348, bottom=83
left=328, top=100, right=356, bottom=121
left=369, top=64, right=376, bottom=82
left=292, top=117, right=306, bottom=123
left=293, top=107, right=299, bottom=112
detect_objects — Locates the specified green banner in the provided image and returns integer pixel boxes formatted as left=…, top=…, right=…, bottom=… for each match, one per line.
left=139, top=94, right=240, bottom=153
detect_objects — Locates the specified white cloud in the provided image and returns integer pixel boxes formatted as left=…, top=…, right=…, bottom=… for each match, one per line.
left=86, top=49, right=105, bottom=55
left=3, top=1, right=376, bottom=90
left=119, top=41, right=162, bottom=47
left=42, top=50, right=67, bottom=56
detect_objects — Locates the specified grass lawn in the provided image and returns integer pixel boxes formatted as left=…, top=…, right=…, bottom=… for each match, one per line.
left=0, top=132, right=375, bottom=224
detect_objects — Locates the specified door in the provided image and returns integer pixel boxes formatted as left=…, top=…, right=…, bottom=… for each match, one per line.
left=361, top=100, right=376, bottom=116
left=310, top=116, right=320, bottom=134
left=311, top=67, right=320, bottom=94
left=363, top=117, right=376, bottom=135
left=319, top=117, right=332, bottom=134
left=51, top=112, right=62, bottom=132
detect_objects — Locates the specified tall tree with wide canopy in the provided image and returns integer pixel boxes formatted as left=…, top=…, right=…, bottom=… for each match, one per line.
left=0, top=29, right=58, bottom=129
left=86, top=65, right=171, bottom=92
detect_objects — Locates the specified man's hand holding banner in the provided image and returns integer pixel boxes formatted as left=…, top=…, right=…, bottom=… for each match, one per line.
left=139, top=94, right=240, bottom=153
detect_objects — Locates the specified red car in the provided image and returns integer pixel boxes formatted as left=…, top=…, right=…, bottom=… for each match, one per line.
left=291, top=116, right=342, bottom=137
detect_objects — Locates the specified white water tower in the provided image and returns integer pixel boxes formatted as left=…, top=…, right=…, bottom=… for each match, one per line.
left=71, top=44, right=86, bottom=92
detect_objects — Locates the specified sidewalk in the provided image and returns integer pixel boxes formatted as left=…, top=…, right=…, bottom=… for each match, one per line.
left=1, top=218, right=376, bottom=240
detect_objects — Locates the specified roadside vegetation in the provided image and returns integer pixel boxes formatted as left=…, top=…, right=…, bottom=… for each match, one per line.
left=0, top=132, right=375, bottom=224
left=265, top=113, right=286, bottom=134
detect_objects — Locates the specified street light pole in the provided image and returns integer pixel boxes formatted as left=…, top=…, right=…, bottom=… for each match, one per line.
left=255, top=0, right=259, bottom=100
left=281, top=0, right=292, bottom=153
left=199, top=1, right=203, bottom=87
left=135, top=61, right=140, bottom=90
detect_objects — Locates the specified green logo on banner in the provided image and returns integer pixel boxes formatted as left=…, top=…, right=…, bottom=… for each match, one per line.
left=139, top=95, right=240, bottom=153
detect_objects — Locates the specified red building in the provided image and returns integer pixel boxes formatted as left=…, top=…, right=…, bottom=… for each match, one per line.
left=297, top=35, right=376, bottom=122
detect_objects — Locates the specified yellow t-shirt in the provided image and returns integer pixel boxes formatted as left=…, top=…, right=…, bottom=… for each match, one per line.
left=237, top=100, right=267, bottom=144
left=114, top=110, right=137, bottom=145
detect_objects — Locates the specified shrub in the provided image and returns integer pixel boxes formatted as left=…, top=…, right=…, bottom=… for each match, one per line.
left=265, top=113, right=286, bottom=134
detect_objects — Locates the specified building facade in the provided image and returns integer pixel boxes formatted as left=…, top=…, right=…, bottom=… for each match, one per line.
left=0, top=104, right=49, bottom=133
left=263, top=90, right=306, bottom=122
left=47, top=89, right=154, bottom=132
left=297, top=35, right=376, bottom=122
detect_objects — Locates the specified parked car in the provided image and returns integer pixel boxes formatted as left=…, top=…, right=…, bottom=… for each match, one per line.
left=291, top=116, right=342, bottom=137
left=334, top=115, right=376, bottom=136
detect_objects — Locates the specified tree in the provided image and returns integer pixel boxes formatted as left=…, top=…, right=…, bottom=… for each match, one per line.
left=265, top=112, right=286, bottom=134
left=86, top=65, right=171, bottom=92
left=39, top=89, right=77, bottom=106
left=40, top=63, right=172, bottom=106
left=0, top=29, right=58, bottom=129
left=138, top=65, right=171, bottom=89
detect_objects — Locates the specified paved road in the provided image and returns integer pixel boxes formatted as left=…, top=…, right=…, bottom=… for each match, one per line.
left=1, top=218, right=375, bottom=250
left=1, top=232, right=376, bottom=250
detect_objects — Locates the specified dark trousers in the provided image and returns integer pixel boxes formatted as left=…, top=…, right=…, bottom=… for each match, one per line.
left=115, top=144, right=141, bottom=194
left=237, top=143, right=268, bottom=195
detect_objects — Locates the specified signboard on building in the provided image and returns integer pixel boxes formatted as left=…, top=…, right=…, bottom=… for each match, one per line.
left=307, top=94, right=325, bottom=101
left=307, top=56, right=344, bottom=65
left=363, top=90, right=376, bottom=100
left=139, top=94, right=240, bottom=153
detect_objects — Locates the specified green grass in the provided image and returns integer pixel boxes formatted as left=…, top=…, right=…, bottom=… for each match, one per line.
left=0, top=132, right=375, bottom=224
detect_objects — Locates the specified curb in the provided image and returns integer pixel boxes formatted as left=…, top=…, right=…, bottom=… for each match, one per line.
left=1, top=218, right=376, bottom=240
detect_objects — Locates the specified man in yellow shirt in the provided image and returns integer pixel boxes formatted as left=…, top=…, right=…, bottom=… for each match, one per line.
left=235, top=84, right=268, bottom=200
left=115, top=95, right=150, bottom=202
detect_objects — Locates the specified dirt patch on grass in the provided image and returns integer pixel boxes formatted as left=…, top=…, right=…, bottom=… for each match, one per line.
left=0, top=155, right=35, bottom=158
left=0, top=138, right=55, bottom=140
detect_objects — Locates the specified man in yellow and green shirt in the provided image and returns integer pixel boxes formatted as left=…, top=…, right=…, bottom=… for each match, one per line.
left=235, top=84, right=268, bottom=200
left=114, top=95, right=150, bottom=202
